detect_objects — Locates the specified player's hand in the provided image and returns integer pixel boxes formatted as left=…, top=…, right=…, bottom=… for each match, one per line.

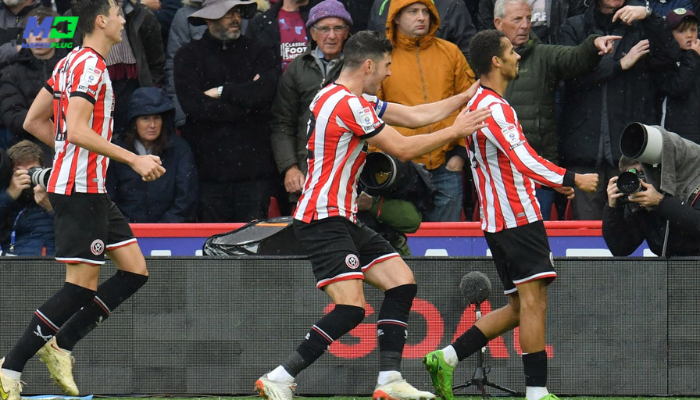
left=462, top=79, right=481, bottom=102
left=7, top=169, right=30, bottom=200
left=445, top=155, right=465, bottom=172
left=575, top=173, right=599, bottom=193
left=356, top=191, right=374, bottom=211
left=554, top=186, right=575, bottom=200
left=33, top=185, right=52, bottom=211
left=131, top=155, right=166, bottom=182
left=284, top=165, right=305, bottom=194
left=452, top=107, right=490, bottom=138
left=607, top=176, right=625, bottom=208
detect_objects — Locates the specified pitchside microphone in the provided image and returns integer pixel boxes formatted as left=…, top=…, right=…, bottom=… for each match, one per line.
left=460, top=271, right=492, bottom=306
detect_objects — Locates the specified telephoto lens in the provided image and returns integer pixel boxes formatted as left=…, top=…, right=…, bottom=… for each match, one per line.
left=27, top=166, right=52, bottom=190
left=616, top=170, right=642, bottom=195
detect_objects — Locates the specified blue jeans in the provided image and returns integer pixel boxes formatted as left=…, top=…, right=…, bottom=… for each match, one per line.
left=423, top=164, right=463, bottom=222
left=536, top=187, right=555, bottom=221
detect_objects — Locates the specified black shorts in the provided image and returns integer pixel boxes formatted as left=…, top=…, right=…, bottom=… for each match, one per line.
left=484, top=221, right=556, bottom=295
left=293, top=217, right=399, bottom=289
left=49, top=192, right=136, bottom=265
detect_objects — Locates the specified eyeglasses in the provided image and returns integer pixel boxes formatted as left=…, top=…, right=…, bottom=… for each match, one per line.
left=313, top=24, right=348, bottom=34
left=222, top=7, right=243, bottom=19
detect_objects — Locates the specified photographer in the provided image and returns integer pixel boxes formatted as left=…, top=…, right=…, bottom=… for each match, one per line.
left=0, top=140, right=54, bottom=256
left=603, top=155, right=700, bottom=256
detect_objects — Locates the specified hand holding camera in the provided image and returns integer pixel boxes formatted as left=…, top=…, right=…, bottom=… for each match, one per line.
left=7, top=169, right=31, bottom=200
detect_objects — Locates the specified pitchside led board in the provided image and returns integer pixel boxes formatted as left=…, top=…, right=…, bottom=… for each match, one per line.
left=22, top=16, right=77, bottom=49
left=0, top=257, right=698, bottom=396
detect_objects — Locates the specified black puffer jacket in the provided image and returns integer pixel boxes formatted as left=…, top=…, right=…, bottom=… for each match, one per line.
left=0, top=47, right=68, bottom=157
left=654, top=50, right=700, bottom=143
left=558, top=3, right=677, bottom=168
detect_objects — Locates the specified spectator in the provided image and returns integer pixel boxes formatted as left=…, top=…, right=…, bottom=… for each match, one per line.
left=69, top=0, right=166, bottom=135
left=559, top=1, right=676, bottom=219
left=367, top=0, right=477, bottom=61
left=174, top=0, right=281, bottom=222
left=655, top=8, right=700, bottom=143
left=164, top=0, right=206, bottom=126
left=0, top=0, right=41, bottom=64
left=107, top=87, right=198, bottom=223
left=378, top=0, right=475, bottom=222
left=603, top=131, right=700, bottom=256
left=493, top=0, right=615, bottom=219
left=141, top=0, right=185, bottom=45
left=269, top=0, right=351, bottom=210
left=246, top=0, right=314, bottom=73
left=479, top=0, right=587, bottom=43
left=337, top=0, right=370, bottom=33
left=0, top=7, right=64, bottom=166
left=0, top=140, right=54, bottom=256
left=648, top=0, right=693, bottom=18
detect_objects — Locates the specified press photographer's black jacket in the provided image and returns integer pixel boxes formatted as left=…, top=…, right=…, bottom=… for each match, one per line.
left=602, top=195, right=700, bottom=256
left=174, top=31, right=278, bottom=183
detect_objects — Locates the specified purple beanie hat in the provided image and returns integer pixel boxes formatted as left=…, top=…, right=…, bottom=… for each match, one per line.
left=305, top=0, right=353, bottom=29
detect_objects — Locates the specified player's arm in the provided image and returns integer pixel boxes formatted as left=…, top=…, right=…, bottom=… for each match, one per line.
left=381, top=80, right=479, bottom=128
left=66, top=97, right=166, bottom=181
left=23, top=88, right=56, bottom=148
left=368, top=107, right=490, bottom=161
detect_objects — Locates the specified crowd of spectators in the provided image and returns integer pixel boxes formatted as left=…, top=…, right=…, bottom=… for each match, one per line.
left=1, top=0, right=700, bottom=235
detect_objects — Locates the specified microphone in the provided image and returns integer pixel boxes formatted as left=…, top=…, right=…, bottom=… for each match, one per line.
left=460, top=271, right=492, bottom=306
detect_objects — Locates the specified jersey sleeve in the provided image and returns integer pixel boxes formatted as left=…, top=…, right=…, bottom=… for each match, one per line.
left=361, top=93, right=388, bottom=119
left=344, top=95, right=385, bottom=138
left=69, top=56, right=106, bottom=105
left=484, top=102, right=570, bottom=187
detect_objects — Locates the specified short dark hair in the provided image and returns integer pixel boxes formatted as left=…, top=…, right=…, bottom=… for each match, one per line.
left=469, top=30, right=507, bottom=77
left=676, top=18, right=699, bottom=32
left=71, top=0, right=115, bottom=37
left=619, top=155, right=640, bottom=172
left=25, top=6, right=58, bottom=26
left=342, top=30, right=392, bottom=70
left=7, top=140, right=44, bottom=167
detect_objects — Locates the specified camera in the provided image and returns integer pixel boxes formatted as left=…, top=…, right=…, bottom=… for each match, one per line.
left=359, top=152, right=437, bottom=211
left=27, top=166, right=52, bottom=190
left=620, top=123, right=663, bottom=165
left=617, top=168, right=645, bottom=195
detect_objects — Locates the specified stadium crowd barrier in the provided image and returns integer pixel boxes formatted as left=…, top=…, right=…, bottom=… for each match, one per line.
left=0, top=256, right=696, bottom=396
left=132, top=221, right=653, bottom=257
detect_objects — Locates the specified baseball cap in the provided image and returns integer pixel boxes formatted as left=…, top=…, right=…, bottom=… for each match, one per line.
left=666, top=8, right=699, bottom=29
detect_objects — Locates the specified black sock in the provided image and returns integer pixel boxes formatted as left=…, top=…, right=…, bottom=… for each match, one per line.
left=283, top=304, right=365, bottom=377
left=377, top=284, right=416, bottom=371
left=56, top=270, right=148, bottom=351
left=3, top=283, right=95, bottom=372
left=523, top=350, right=548, bottom=387
left=452, top=325, right=489, bottom=361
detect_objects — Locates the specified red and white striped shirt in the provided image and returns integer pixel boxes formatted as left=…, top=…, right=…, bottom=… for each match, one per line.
left=45, top=47, right=114, bottom=195
left=294, top=84, right=386, bottom=223
left=467, top=86, right=574, bottom=233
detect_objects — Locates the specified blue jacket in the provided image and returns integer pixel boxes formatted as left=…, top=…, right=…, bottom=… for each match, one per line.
left=0, top=190, right=54, bottom=256
left=107, top=87, right=199, bottom=223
